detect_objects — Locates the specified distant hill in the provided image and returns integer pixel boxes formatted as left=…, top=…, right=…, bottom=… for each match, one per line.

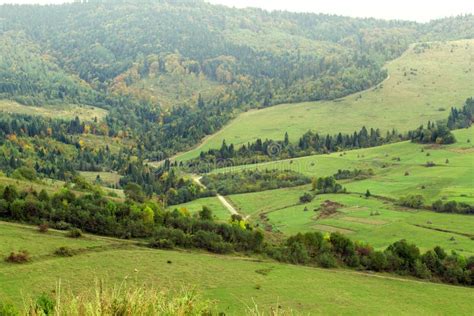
left=176, top=39, right=474, bottom=161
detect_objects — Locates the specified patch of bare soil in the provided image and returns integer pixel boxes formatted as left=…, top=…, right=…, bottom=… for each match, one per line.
left=316, top=200, right=344, bottom=220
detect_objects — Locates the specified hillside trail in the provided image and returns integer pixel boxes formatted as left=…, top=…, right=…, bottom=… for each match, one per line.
left=191, top=175, right=248, bottom=219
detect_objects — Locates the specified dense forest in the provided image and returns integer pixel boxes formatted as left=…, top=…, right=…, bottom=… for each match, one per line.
left=0, top=1, right=473, bottom=161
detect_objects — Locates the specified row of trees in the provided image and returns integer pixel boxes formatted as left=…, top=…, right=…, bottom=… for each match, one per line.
left=0, top=184, right=261, bottom=251
left=200, top=169, right=311, bottom=195
left=410, top=98, right=473, bottom=144
left=1, top=183, right=472, bottom=286
left=269, top=232, right=474, bottom=286
left=187, top=127, right=403, bottom=172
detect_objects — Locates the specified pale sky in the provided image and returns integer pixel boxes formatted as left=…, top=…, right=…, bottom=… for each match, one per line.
left=0, top=0, right=473, bottom=22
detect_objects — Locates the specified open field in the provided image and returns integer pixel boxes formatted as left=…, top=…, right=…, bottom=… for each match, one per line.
left=0, top=99, right=108, bottom=122
left=128, top=72, right=226, bottom=109
left=0, top=175, right=125, bottom=200
left=265, top=193, right=474, bottom=256
left=169, top=128, right=474, bottom=254
left=1, top=222, right=473, bottom=315
left=214, top=128, right=474, bottom=203
left=176, top=39, right=474, bottom=161
left=80, top=171, right=121, bottom=187
left=166, top=196, right=232, bottom=221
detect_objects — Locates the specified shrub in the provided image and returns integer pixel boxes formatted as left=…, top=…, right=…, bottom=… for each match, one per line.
left=11, top=167, right=37, bottom=181
left=67, top=228, right=82, bottom=238
left=54, top=247, right=76, bottom=257
left=198, top=206, right=213, bottom=221
left=54, top=221, right=71, bottom=230
left=149, top=239, right=175, bottom=249
left=414, top=260, right=432, bottom=279
left=425, top=161, right=436, bottom=167
left=318, top=253, right=337, bottom=268
left=398, top=195, right=424, bottom=209
left=34, top=293, right=55, bottom=315
left=285, top=240, right=309, bottom=264
left=299, top=192, right=314, bottom=203
left=38, top=223, right=49, bottom=233
left=5, top=250, right=30, bottom=264
left=368, top=251, right=387, bottom=271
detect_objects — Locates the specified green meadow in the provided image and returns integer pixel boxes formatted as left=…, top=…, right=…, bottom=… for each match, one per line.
left=165, top=196, right=231, bottom=221
left=1, top=222, right=473, bottom=315
left=0, top=100, right=108, bottom=122
left=215, top=128, right=474, bottom=203
left=169, top=128, right=474, bottom=254
left=176, top=39, right=474, bottom=161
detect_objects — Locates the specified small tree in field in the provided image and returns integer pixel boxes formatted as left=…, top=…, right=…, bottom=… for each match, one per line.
left=365, top=190, right=371, bottom=198
left=199, top=206, right=213, bottom=221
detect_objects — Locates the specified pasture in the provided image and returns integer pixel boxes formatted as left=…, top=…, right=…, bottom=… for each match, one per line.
left=169, top=128, right=474, bottom=254
left=0, top=100, right=108, bottom=122
left=214, top=128, right=474, bottom=203
left=1, top=222, right=473, bottom=315
left=165, top=196, right=232, bottom=221
left=176, top=39, right=474, bottom=161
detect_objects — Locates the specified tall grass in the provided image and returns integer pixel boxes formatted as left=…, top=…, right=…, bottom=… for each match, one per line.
left=19, top=281, right=214, bottom=316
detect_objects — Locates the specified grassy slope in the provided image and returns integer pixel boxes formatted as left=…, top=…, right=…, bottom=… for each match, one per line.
left=129, top=72, right=225, bottom=109
left=176, top=39, right=474, bottom=161
left=0, top=222, right=473, bottom=315
left=0, top=99, right=108, bottom=122
left=165, top=196, right=231, bottom=221
left=0, top=175, right=124, bottom=200
left=216, top=128, right=474, bottom=203
left=171, top=128, right=474, bottom=254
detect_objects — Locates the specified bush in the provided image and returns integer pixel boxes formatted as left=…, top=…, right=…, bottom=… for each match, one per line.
left=38, top=223, right=49, bottom=233
left=34, top=293, right=55, bottom=315
left=414, top=260, right=432, bottom=279
left=368, top=251, right=387, bottom=271
left=54, top=221, right=71, bottom=230
left=425, top=161, right=436, bottom=167
left=299, top=192, right=314, bottom=203
left=318, top=253, right=337, bottom=268
left=5, top=250, right=30, bottom=264
left=148, top=239, right=175, bottom=249
left=54, top=246, right=76, bottom=257
left=398, top=195, right=424, bottom=209
left=67, top=228, right=82, bottom=238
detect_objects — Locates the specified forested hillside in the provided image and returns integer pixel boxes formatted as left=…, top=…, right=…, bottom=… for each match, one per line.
left=0, top=0, right=473, bottom=200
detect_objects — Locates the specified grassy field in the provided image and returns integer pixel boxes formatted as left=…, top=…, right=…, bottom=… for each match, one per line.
left=166, top=196, right=232, bottom=222
left=176, top=39, right=474, bottom=161
left=265, top=194, right=474, bottom=256
left=169, top=128, right=474, bottom=254
left=214, top=128, right=474, bottom=204
left=0, top=99, right=108, bottom=122
left=119, top=71, right=225, bottom=109
left=80, top=171, right=121, bottom=187
left=1, top=222, right=473, bottom=315
left=0, top=174, right=125, bottom=200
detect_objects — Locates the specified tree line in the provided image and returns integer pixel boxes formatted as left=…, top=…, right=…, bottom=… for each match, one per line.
left=1, top=183, right=472, bottom=286
left=187, top=98, right=473, bottom=172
